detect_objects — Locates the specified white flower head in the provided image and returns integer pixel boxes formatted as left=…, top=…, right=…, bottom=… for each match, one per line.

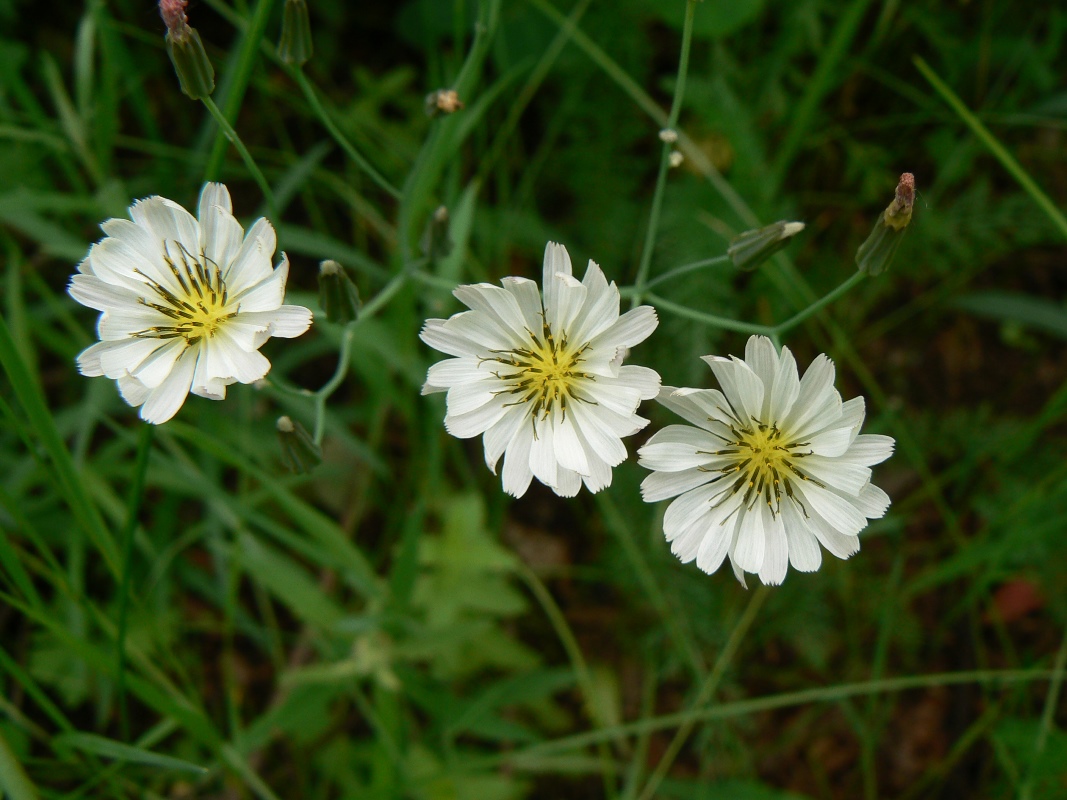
left=638, top=335, right=895, bottom=586
left=68, top=183, right=313, bottom=424
left=421, top=242, right=661, bottom=498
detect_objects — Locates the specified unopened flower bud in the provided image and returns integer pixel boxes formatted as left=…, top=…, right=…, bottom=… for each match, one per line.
left=421, top=205, right=453, bottom=262
left=318, top=260, right=361, bottom=324
left=856, top=173, right=915, bottom=276
left=668, top=150, right=684, bottom=168
left=277, top=416, right=321, bottom=474
left=425, top=89, right=464, bottom=118
left=278, top=0, right=313, bottom=67
left=658, top=128, right=678, bottom=144
left=727, top=220, right=805, bottom=271
left=160, top=0, right=214, bottom=99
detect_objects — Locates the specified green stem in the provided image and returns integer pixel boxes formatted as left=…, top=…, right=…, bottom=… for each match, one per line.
left=630, top=0, right=698, bottom=307
left=312, top=270, right=410, bottom=444
left=621, top=255, right=729, bottom=296
left=1020, top=627, right=1067, bottom=800
left=289, top=67, right=401, bottom=200
left=202, top=0, right=276, bottom=181
left=0, top=727, right=38, bottom=800
left=518, top=562, right=619, bottom=800
left=200, top=96, right=278, bottom=222
left=636, top=586, right=769, bottom=800
left=914, top=57, right=1067, bottom=243
left=116, top=423, right=154, bottom=740
left=646, top=292, right=773, bottom=336
left=772, top=271, right=866, bottom=335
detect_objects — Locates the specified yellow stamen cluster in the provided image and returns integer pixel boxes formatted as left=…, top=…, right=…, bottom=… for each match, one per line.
left=487, top=319, right=594, bottom=420
left=133, top=240, right=236, bottom=343
left=707, top=418, right=818, bottom=518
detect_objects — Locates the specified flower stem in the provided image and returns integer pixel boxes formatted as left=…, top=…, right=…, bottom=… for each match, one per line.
left=630, top=0, right=698, bottom=308
left=311, top=270, right=411, bottom=444
left=288, top=66, right=402, bottom=200
left=647, top=292, right=774, bottom=336
left=200, top=95, right=278, bottom=222
left=116, top=423, right=154, bottom=740
left=620, top=255, right=730, bottom=296
left=635, top=586, right=769, bottom=800
left=772, top=271, right=866, bottom=336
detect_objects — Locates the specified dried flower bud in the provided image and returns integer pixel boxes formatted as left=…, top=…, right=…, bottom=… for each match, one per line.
left=425, top=89, right=464, bottom=118
left=421, top=205, right=453, bottom=262
left=728, top=220, right=806, bottom=271
left=318, top=260, right=361, bottom=324
left=856, top=173, right=915, bottom=275
left=278, top=0, right=313, bottom=67
left=160, top=0, right=214, bottom=99
left=277, top=416, right=321, bottom=474
left=669, top=150, right=684, bottom=168
left=658, top=128, right=678, bottom=144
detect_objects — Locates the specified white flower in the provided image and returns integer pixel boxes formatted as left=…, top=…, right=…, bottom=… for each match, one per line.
left=638, top=335, right=894, bottom=586
left=420, top=242, right=661, bottom=498
left=68, top=183, right=312, bottom=424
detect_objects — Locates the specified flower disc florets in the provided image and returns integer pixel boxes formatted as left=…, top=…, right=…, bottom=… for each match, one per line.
left=421, top=242, right=661, bottom=498
left=639, top=336, right=895, bottom=586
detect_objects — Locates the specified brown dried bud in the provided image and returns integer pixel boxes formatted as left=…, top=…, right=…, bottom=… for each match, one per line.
left=425, top=89, right=465, bottom=118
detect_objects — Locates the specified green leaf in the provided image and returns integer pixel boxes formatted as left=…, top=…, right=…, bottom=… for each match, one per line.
left=54, top=732, right=208, bottom=774
left=954, top=291, right=1067, bottom=340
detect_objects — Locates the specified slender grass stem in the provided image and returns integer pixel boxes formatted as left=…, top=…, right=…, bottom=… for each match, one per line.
left=200, top=96, right=278, bottom=221
left=288, top=67, right=402, bottom=200
left=915, top=57, right=1067, bottom=242
left=517, top=562, right=619, bottom=800
left=630, top=0, right=698, bottom=308
left=636, top=586, right=769, bottom=800
left=116, top=423, right=154, bottom=740
left=1019, top=627, right=1067, bottom=800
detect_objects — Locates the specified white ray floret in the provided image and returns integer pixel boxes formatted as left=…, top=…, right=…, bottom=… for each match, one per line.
left=69, top=183, right=312, bottom=424
left=638, top=335, right=894, bottom=586
left=421, top=242, right=661, bottom=498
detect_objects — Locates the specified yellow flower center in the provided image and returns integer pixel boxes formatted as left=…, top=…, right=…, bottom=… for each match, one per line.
left=133, top=241, right=236, bottom=343
left=487, top=320, right=594, bottom=420
left=708, top=418, right=818, bottom=517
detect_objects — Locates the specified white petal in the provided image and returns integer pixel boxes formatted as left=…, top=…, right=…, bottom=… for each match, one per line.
left=208, top=329, right=271, bottom=383
left=426, top=357, right=487, bottom=389
left=117, top=374, right=151, bottom=407
left=232, top=255, right=288, bottom=313
left=554, top=411, right=591, bottom=476
left=731, top=506, right=765, bottom=573
left=499, top=276, right=543, bottom=332
left=612, top=364, right=661, bottom=401
left=237, top=305, right=313, bottom=340
left=529, top=417, right=559, bottom=489
left=781, top=354, right=837, bottom=435
left=782, top=501, right=822, bottom=572
left=541, top=241, right=573, bottom=314
left=840, top=434, right=895, bottom=466
left=483, top=406, right=530, bottom=473
left=638, top=425, right=726, bottom=472
left=793, top=481, right=867, bottom=537
left=420, top=318, right=483, bottom=357
left=552, top=466, right=583, bottom=498
left=854, top=483, right=891, bottom=518
left=640, top=467, right=713, bottom=503
left=744, top=335, right=779, bottom=416
left=452, top=283, right=529, bottom=346
left=444, top=399, right=506, bottom=439
left=799, top=457, right=871, bottom=497
left=130, top=196, right=201, bottom=261
left=568, top=402, right=628, bottom=466
left=225, top=218, right=276, bottom=293
left=547, top=273, right=587, bottom=334
left=198, top=183, right=244, bottom=274
left=446, top=380, right=497, bottom=418
left=757, top=505, right=788, bottom=585
left=654, top=386, right=735, bottom=432
left=440, top=309, right=517, bottom=351
left=130, top=339, right=187, bottom=388
left=68, top=273, right=139, bottom=312
left=589, top=306, right=658, bottom=351
left=702, top=355, right=764, bottom=424
left=139, top=347, right=197, bottom=424
left=579, top=448, right=613, bottom=494
left=694, top=514, right=733, bottom=575
left=502, top=422, right=535, bottom=498
left=768, top=346, right=801, bottom=422
left=807, top=509, right=862, bottom=559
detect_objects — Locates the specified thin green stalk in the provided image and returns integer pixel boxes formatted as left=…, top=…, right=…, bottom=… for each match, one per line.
left=621, top=255, right=729, bottom=296
left=202, top=0, right=276, bottom=181
left=1019, top=627, right=1067, bottom=800
left=495, top=667, right=1066, bottom=768
left=636, top=586, right=769, bottom=800
left=116, top=423, right=154, bottom=740
left=596, top=493, right=705, bottom=680
left=312, top=270, right=410, bottom=443
left=517, top=562, right=619, bottom=800
left=646, top=291, right=773, bottom=336
left=288, top=67, right=401, bottom=200
left=630, top=0, right=698, bottom=307
left=772, top=271, right=866, bottom=335
left=200, top=96, right=278, bottom=222
left=914, top=57, right=1067, bottom=242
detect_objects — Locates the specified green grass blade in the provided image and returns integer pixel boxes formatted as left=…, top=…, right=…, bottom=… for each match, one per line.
left=54, top=733, right=208, bottom=775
